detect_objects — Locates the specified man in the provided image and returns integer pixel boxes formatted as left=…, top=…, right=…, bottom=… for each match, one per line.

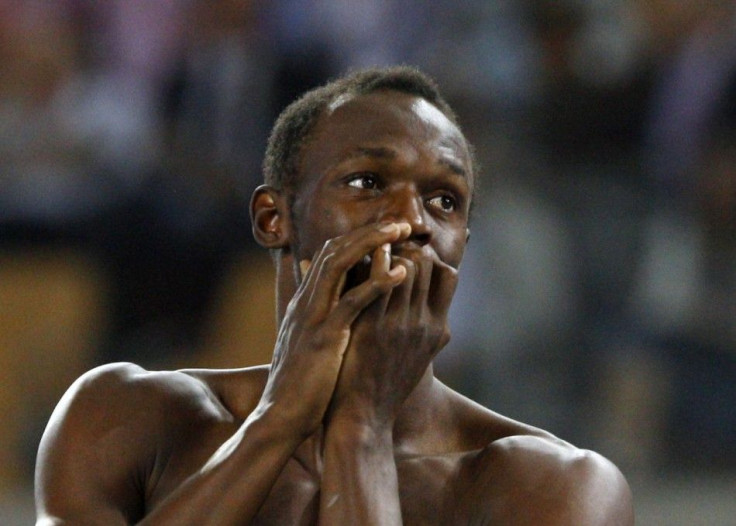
left=35, top=66, right=634, bottom=525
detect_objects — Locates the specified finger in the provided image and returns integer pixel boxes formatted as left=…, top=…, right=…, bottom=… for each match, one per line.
left=365, top=243, right=398, bottom=316
left=319, top=222, right=411, bottom=276
left=329, top=265, right=405, bottom=328
left=386, top=256, right=415, bottom=316
left=296, top=256, right=346, bottom=318
left=411, top=254, right=433, bottom=312
left=429, top=259, right=459, bottom=317
left=370, top=243, right=407, bottom=283
left=304, top=222, right=411, bottom=314
left=371, top=243, right=392, bottom=276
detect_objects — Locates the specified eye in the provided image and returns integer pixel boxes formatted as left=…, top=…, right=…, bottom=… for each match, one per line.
left=347, top=173, right=378, bottom=190
left=427, top=194, right=456, bottom=212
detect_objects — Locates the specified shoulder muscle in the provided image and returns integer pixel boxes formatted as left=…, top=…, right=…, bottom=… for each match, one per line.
left=468, top=435, right=634, bottom=525
left=34, top=362, right=196, bottom=525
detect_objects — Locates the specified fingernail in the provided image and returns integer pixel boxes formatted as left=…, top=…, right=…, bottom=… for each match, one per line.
left=398, top=223, right=412, bottom=235
left=382, top=243, right=391, bottom=254
left=299, top=260, right=310, bottom=277
left=388, top=264, right=406, bottom=279
left=379, top=223, right=398, bottom=233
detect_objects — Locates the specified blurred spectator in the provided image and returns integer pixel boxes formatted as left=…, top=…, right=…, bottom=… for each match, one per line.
left=443, top=0, right=655, bottom=447
left=92, top=0, right=279, bottom=364
left=639, top=68, right=736, bottom=472
left=0, top=2, right=111, bottom=242
left=528, top=0, right=653, bottom=436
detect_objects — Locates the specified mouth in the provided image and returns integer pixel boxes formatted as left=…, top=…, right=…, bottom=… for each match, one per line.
left=341, top=243, right=434, bottom=294
left=391, top=242, right=428, bottom=260
left=343, top=254, right=372, bottom=294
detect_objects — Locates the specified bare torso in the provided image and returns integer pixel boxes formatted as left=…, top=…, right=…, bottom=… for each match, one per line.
left=61, top=363, right=568, bottom=525
left=35, top=362, right=634, bottom=525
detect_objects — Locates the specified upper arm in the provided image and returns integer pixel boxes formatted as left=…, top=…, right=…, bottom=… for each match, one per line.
left=470, top=435, right=634, bottom=526
left=35, top=363, right=155, bottom=525
left=558, top=448, right=634, bottom=525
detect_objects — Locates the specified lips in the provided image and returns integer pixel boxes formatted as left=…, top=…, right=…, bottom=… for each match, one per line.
left=341, top=243, right=435, bottom=294
left=343, top=255, right=372, bottom=294
left=391, top=242, right=433, bottom=262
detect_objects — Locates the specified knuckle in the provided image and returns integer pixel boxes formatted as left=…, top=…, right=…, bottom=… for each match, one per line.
left=438, top=262, right=458, bottom=282
left=321, top=252, right=346, bottom=278
left=368, top=276, right=395, bottom=293
left=321, top=251, right=336, bottom=268
left=322, top=237, right=341, bottom=254
left=398, top=257, right=416, bottom=275
left=305, top=330, right=330, bottom=351
left=403, top=325, right=427, bottom=346
left=439, top=326, right=451, bottom=348
left=340, top=291, right=361, bottom=310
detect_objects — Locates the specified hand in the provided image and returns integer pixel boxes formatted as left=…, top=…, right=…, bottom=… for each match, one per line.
left=327, top=239, right=458, bottom=427
left=255, top=222, right=412, bottom=439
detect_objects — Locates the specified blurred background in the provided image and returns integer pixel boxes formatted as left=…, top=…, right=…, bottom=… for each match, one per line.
left=1, top=0, right=735, bottom=524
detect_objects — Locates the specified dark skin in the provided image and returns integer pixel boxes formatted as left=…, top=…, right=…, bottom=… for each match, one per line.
left=35, top=90, right=634, bottom=525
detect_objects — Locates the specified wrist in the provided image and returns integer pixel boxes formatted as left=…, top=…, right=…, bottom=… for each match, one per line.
left=250, top=400, right=315, bottom=446
left=325, top=409, right=394, bottom=445
left=329, top=393, right=398, bottom=425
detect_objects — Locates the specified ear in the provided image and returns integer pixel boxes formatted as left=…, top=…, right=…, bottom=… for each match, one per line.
left=250, top=185, right=292, bottom=249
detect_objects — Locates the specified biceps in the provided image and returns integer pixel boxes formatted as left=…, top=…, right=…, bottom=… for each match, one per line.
left=34, top=366, right=154, bottom=525
left=35, top=420, right=145, bottom=525
left=35, top=453, right=141, bottom=526
left=36, top=449, right=144, bottom=525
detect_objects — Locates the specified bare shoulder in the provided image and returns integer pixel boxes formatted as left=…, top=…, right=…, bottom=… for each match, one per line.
left=460, top=434, right=634, bottom=526
left=38, top=362, right=238, bottom=449
left=35, top=363, right=206, bottom=523
left=35, top=362, right=268, bottom=525
left=437, top=384, right=633, bottom=525
left=438, top=379, right=555, bottom=445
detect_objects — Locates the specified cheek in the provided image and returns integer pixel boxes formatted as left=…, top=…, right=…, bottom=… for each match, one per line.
left=438, top=231, right=468, bottom=268
left=320, top=206, right=354, bottom=238
left=298, top=205, right=358, bottom=256
left=324, top=200, right=382, bottom=235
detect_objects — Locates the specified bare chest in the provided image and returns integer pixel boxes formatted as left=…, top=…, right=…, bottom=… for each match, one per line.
left=147, top=427, right=471, bottom=525
left=254, top=454, right=466, bottom=525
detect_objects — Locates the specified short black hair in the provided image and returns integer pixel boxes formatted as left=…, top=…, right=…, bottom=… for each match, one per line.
left=263, top=65, right=472, bottom=197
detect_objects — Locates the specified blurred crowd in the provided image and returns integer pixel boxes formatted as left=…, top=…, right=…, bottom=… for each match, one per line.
left=1, top=0, right=736, bottom=501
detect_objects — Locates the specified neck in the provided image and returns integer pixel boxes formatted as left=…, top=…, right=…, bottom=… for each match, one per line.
left=391, top=363, right=448, bottom=456
left=275, top=251, right=297, bottom=322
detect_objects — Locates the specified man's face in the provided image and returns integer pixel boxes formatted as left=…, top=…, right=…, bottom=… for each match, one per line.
left=291, top=90, right=473, bottom=271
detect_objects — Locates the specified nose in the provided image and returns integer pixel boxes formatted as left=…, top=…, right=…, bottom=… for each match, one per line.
left=381, top=186, right=431, bottom=246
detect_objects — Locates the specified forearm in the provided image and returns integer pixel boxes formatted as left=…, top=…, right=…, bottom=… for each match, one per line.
left=318, top=418, right=402, bottom=526
left=139, top=408, right=303, bottom=526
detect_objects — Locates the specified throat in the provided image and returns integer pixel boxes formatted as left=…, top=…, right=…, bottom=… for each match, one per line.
left=391, top=368, right=449, bottom=457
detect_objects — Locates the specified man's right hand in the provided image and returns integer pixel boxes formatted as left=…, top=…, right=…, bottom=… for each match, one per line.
left=255, top=222, right=412, bottom=439
left=325, top=241, right=458, bottom=430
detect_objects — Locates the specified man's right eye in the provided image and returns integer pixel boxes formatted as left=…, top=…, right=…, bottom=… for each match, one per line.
left=347, top=173, right=378, bottom=190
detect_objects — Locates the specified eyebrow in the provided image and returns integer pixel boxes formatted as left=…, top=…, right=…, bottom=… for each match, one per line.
left=438, top=157, right=467, bottom=177
left=350, top=146, right=468, bottom=178
left=353, top=146, right=397, bottom=160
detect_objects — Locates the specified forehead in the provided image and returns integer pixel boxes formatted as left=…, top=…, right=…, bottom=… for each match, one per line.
left=299, top=90, right=472, bottom=182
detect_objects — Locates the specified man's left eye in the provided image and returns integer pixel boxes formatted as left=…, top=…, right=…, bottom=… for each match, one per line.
left=347, top=173, right=378, bottom=189
left=428, top=195, right=456, bottom=212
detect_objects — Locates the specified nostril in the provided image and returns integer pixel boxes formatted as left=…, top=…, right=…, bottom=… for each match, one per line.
left=410, top=230, right=431, bottom=246
left=382, top=191, right=432, bottom=242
